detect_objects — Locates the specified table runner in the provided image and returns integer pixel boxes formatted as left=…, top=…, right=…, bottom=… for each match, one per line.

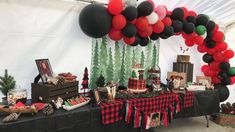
left=100, top=92, right=194, bottom=125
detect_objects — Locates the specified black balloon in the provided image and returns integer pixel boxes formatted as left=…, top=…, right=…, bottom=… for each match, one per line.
left=183, top=22, right=195, bottom=34
left=205, top=40, right=216, bottom=48
left=130, top=36, right=140, bottom=46
left=162, top=26, right=174, bottom=37
left=150, top=33, right=160, bottom=40
left=139, top=37, right=149, bottom=46
left=205, top=32, right=213, bottom=41
left=160, top=34, right=168, bottom=39
left=220, top=62, right=231, bottom=71
left=206, top=20, right=216, bottom=32
left=214, top=84, right=230, bottom=102
left=137, top=1, right=154, bottom=16
left=122, top=6, right=138, bottom=21
left=122, top=23, right=137, bottom=38
left=186, top=16, right=196, bottom=24
left=218, top=71, right=229, bottom=79
left=203, top=53, right=214, bottom=63
left=79, top=4, right=112, bottom=38
left=172, top=20, right=183, bottom=33
left=171, top=8, right=185, bottom=21
left=196, top=14, right=209, bottom=26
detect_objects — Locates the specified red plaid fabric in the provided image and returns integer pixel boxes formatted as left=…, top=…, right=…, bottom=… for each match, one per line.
left=127, top=93, right=177, bottom=115
left=128, top=78, right=146, bottom=90
left=100, top=100, right=124, bottom=124
left=181, top=91, right=194, bottom=108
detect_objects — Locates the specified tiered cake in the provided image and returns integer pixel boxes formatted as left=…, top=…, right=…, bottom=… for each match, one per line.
left=128, top=64, right=147, bottom=93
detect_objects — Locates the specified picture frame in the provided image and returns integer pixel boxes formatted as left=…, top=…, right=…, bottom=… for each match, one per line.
left=93, top=88, right=101, bottom=105
left=35, top=59, right=54, bottom=83
left=196, top=76, right=212, bottom=86
left=167, top=72, right=187, bottom=87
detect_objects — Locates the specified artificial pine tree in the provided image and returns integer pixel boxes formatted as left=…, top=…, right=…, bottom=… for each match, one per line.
left=96, top=72, right=105, bottom=87
left=131, top=71, right=137, bottom=78
left=0, top=69, right=16, bottom=97
left=81, top=67, right=89, bottom=96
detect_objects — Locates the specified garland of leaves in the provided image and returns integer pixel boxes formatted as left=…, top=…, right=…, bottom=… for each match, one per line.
left=116, top=91, right=160, bottom=99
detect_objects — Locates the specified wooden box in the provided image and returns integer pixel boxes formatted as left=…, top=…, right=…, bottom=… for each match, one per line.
left=173, top=62, right=194, bottom=83
left=177, top=55, right=190, bottom=63
left=31, top=81, right=79, bottom=103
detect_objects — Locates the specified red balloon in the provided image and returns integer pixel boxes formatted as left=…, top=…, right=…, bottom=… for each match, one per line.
left=162, top=17, right=172, bottom=26
left=167, top=11, right=172, bottom=16
left=197, top=44, right=208, bottom=53
left=182, top=32, right=196, bottom=40
left=215, top=42, right=228, bottom=51
left=185, top=39, right=194, bottom=47
left=107, top=0, right=123, bottom=15
left=130, top=19, right=137, bottom=24
left=138, top=25, right=153, bottom=38
left=212, top=31, right=224, bottom=42
left=224, top=50, right=234, bottom=59
left=123, top=36, right=135, bottom=44
left=153, top=21, right=164, bottom=33
left=181, top=7, right=188, bottom=19
left=194, top=36, right=204, bottom=45
left=201, top=65, right=209, bottom=72
left=213, top=52, right=225, bottom=62
left=207, top=48, right=217, bottom=55
left=136, top=17, right=149, bottom=31
left=230, top=76, right=235, bottom=85
left=108, top=29, right=123, bottom=41
left=187, top=11, right=197, bottom=17
left=112, top=14, right=126, bottom=30
left=209, top=61, right=220, bottom=71
left=212, top=76, right=221, bottom=84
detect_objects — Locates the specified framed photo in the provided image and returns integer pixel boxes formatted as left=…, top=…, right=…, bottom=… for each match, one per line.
left=93, top=89, right=101, bottom=105
left=35, top=59, right=53, bottom=83
left=196, top=76, right=212, bottom=86
left=167, top=72, right=187, bottom=87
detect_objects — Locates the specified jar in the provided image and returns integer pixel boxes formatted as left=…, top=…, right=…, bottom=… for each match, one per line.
left=7, top=89, right=27, bottom=105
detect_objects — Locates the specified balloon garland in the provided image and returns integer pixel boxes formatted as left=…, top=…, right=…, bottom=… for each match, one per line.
left=79, top=0, right=235, bottom=90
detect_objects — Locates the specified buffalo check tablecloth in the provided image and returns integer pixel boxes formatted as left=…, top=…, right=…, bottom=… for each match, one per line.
left=100, top=91, right=194, bottom=125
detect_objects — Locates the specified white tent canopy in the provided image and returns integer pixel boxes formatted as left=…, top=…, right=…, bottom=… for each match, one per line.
left=0, top=0, right=234, bottom=102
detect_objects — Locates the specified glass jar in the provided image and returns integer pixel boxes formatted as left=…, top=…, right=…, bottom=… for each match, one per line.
left=7, top=89, right=27, bottom=105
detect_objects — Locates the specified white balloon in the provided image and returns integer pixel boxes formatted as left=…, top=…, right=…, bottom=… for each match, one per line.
left=147, top=12, right=159, bottom=24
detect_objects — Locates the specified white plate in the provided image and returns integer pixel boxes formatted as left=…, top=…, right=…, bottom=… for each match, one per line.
left=62, top=98, right=90, bottom=111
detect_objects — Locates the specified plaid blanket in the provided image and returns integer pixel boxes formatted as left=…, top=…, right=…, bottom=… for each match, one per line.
left=100, top=92, right=194, bottom=125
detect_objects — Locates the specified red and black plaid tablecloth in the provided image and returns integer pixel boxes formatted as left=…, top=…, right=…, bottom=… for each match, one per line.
left=100, top=91, right=194, bottom=125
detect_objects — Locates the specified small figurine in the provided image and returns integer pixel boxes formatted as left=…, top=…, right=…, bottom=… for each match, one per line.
left=52, top=97, right=63, bottom=109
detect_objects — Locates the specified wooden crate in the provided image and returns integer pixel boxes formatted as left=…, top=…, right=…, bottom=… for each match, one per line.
left=173, top=62, right=194, bottom=82
left=31, top=81, right=78, bottom=103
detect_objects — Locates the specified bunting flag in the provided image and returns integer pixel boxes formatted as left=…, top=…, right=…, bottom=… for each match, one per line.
left=133, top=108, right=142, bottom=128
left=125, top=101, right=133, bottom=124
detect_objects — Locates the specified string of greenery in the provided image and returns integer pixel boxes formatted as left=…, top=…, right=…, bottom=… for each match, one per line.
left=115, top=91, right=160, bottom=99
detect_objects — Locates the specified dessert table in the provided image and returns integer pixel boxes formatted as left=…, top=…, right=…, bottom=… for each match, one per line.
left=0, top=90, right=220, bottom=132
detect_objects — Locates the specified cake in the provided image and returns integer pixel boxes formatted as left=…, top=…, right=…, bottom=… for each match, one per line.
left=187, top=85, right=206, bottom=91
left=128, top=64, right=147, bottom=93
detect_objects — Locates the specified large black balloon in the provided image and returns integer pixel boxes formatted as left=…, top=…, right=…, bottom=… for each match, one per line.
left=137, top=1, right=154, bottom=16
left=203, top=53, right=214, bottom=63
left=205, top=32, right=213, bottom=41
left=196, top=14, right=209, bottom=26
left=220, top=62, right=231, bottom=71
left=79, top=4, right=112, bottom=38
left=171, top=8, right=185, bottom=21
left=214, top=84, right=230, bottom=102
left=172, top=20, right=183, bottom=33
left=206, top=20, right=216, bottom=32
left=122, top=23, right=137, bottom=38
left=162, top=26, right=174, bottom=37
left=159, top=34, right=168, bottom=39
left=150, top=33, right=160, bottom=40
left=186, top=16, right=196, bottom=24
left=205, top=40, right=216, bottom=48
left=139, top=37, right=149, bottom=46
left=122, top=6, right=138, bottom=21
left=183, top=22, right=195, bottom=34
